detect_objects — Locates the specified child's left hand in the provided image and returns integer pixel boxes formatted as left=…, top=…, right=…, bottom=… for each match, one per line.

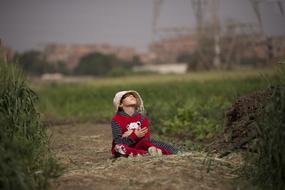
left=122, top=130, right=133, bottom=137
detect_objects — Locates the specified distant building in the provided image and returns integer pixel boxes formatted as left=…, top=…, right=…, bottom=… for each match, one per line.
left=44, top=43, right=138, bottom=69
left=149, top=34, right=198, bottom=63
left=270, top=36, right=285, bottom=62
left=149, top=32, right=285, bottom=66
left=43, top=32, right=285, bottom=70
left=220, top=33, right=285, bottom=66
left=41, top=73, right=63, bottom=81
left=136, top=51, right=157, bottom=65
left=133, top=63, right=188, bottom=74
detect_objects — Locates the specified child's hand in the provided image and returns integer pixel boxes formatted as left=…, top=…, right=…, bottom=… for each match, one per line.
left=134, top=127, right=148, bottom=138
left=122, top=130, right=133, bottom=137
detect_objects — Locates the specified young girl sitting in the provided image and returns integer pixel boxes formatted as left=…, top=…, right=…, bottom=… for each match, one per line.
left=111, top=90, right=178, bottom=157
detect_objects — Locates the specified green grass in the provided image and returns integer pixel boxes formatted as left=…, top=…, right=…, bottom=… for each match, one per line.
left=34, top=68, right=275, bottom=142
left=243, top=65, right=285, bottom=190
left=29, top=65, right=285, bottom=189
left=0, top=60, right=62, bottom=190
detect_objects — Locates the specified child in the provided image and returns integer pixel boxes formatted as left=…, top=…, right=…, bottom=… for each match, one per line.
left=111, top=90, right=178, bottom=157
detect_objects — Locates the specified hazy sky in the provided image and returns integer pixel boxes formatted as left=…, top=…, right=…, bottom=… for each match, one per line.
left=0, top=0, right=284, bottom=53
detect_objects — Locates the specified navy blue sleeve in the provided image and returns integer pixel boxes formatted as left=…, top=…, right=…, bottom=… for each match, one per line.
left=111, top=120, right=136, bottom=146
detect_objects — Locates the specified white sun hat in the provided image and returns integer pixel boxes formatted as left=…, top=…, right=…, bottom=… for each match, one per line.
left=113, top=90, right=144, bottom=113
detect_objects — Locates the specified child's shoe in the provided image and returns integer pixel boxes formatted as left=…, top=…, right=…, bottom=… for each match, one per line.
left=156, top=148, right=162, bottom=156
left=115, top=144, right=126, bottom=155
left=148, top=147, right=157, bottom=156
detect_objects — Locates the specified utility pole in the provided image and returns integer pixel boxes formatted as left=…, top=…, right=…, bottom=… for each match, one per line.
left=249, top=0, right=284, bottom=35
left=191, top=0, right=207, bottom=35
left=191, top=0, right=208, bottom=69
left=191, top=0, right=221, bottom=69
left=249, top=0, right=264, bottom=35
left=211, top=0, right=221, bottom=68
left=152, top=0, right=163, bottom=43
left=249, top=0, right=285, bottom=65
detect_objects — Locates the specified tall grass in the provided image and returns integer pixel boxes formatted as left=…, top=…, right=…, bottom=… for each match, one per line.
left=244, top=64, right=285, bottom=190
left=0, top=59, right=61, bottom=190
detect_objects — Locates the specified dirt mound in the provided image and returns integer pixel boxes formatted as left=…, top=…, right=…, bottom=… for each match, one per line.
left=209, top=88, right=272, bottom=157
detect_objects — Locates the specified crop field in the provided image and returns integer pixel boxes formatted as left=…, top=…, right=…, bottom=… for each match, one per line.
left=2, top=62, right=283, bottom=190
left=34, top=68, right=275, bottom=143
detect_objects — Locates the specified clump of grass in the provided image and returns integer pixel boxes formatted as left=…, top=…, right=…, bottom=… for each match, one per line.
left=244, top=64, right=285, bottom=190
left=160, top=95, right=231, bottom=141
left=0, top=59, right=62, bottom=190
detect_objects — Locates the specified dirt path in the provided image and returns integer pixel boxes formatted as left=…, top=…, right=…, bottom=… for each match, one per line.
left=48, top=122, right=240, bottom=190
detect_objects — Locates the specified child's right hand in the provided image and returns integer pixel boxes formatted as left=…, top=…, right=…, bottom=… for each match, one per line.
left=134, top=127, right=148, bottom=138
left=122, top=130, right=133, bottom=137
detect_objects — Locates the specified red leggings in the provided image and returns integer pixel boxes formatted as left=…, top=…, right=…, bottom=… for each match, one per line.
left=113, top=138, right=172, bottom=157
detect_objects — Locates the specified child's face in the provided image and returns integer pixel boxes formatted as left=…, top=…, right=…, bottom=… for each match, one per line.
left=120, top=93, right=137, bottom=107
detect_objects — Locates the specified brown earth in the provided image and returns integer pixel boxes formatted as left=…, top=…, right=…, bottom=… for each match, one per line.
left=48, top=122, right=242, bottom=190
left=208, top=88, right=272, bottom=157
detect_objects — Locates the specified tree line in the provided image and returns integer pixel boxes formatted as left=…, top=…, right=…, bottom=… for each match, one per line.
left=13, top=50, right=142, bottom=76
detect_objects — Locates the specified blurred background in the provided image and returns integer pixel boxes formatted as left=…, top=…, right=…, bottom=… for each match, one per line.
left=1, top=0, right=285, bottom=77
left=1, top=0, right=285, bottom=141
left=1, top=0, right=284, bottom=138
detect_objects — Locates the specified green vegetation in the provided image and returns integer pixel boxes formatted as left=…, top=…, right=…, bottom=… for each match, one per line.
left=31, top=64, right=285, bottom=189
left=35, top=68, right=274, bottom=142
left=74, top=52, right=140, bottom=76
left=14, top=50, right=142, bottom=76
left=0, top=59, right=62, bottom=190
left=14, top=51, right=61, bottom=75
left=244, top=65, right=285, bottom=190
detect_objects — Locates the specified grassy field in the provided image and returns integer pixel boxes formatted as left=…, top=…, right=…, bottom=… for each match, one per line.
left=33, top=67, right=276, bottom=143
left=31, top=66, right=285, bottom=190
